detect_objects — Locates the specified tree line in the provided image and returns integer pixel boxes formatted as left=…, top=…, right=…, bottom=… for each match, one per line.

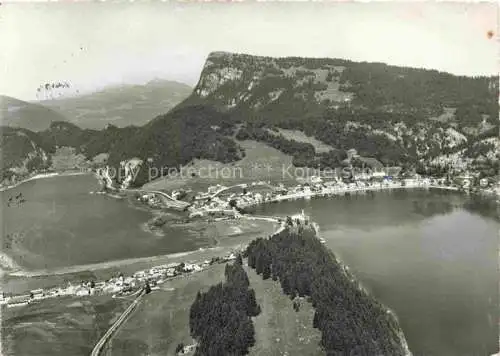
left=244, top=226, right=409, bottom=355
left=189, top=255, right=261, bottom=356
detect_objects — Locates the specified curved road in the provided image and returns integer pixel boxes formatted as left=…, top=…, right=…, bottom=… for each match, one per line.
left=90, top=289, right=146, bottom=356
left=128, top=189, right=191, bottom=209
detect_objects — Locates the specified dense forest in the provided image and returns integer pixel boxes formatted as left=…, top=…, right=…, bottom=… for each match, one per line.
left=105, top=105, right=244, bottom=186
left=189, top=255, right=261, bottom=356
left=2, top=52, right=498, bottom=186
left=1, top=105, right=244, bottom=186
left=245, top=224, right=409, bottom=355
left=195, top=51, right=498, bottom=124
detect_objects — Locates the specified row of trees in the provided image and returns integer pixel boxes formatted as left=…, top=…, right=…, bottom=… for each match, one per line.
left=189, top=256, right=261, bottom=356
left=4, top=105, right=245, bottom=187
left=236, top=124, right=317, bottom=167
left=338, top=62, right=498, bottom=118
left=244, top=227, right=408, bottom=355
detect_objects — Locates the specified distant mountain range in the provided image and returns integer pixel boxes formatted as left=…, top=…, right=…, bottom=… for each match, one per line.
left=40, top=79, right=192, bottom=129
left=0, top=96, right=68, bottom=132
left=1, top=52, right=498, bottom=187
left=0, top=79, right=192, bottom=131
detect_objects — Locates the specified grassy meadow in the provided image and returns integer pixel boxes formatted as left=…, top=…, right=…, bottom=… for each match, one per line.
left=1, top=295, right=127, bottom=356
left=245, top=265, right=324, bottom=356
left=143, top=140, right=298, bottom=193
left=104, top=264, right=227, bottom=356
left=103, top=261, right=324, bottom=356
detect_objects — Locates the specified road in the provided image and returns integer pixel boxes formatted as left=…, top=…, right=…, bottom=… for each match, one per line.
left=129, top=188, right=191, bottom=210
left=209, top=182, right=275, bottom=199
left=90, top=289, right=146, bottom=356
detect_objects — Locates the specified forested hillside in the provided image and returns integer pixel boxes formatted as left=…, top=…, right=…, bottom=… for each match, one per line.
left=2, top=52, right=498, bottom=187
left=245, top=223, right=411, bottom=355
left=182, top=52, right=498, bottom=176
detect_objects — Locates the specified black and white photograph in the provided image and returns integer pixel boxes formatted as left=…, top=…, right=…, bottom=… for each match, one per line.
left=0, top=1, right=499, bottom=356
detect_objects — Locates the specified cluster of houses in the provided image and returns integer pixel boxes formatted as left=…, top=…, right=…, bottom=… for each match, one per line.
left=133, top=161, right=499, bottom=215
left=183, top=174, right=463, bottom=219
left=2, top=253, right=240, bottom=309
left=137, top=193, right=163, bottom=208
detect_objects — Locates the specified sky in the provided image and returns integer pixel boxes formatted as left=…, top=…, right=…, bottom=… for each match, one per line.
left=0, top=1, right=498, bottom=101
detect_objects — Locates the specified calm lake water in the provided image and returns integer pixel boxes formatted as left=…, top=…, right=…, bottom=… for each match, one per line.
left=0, top=175, right=214, bottom=270
left=1, top=176, right=498, bottom=356
left=255, top=190, right=499, bottom=356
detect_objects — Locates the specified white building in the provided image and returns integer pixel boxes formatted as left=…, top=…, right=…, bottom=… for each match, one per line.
left=165, top=268, right=176, bottom=277
left=30, top=289, right=44, bottom=300
left=75, top=287, right=90, bottom=296
left=372, top=171, right=386, bottom=179
left=310, top=176, right=323, bottom=184
left=7, top=295, right=31, bottom=308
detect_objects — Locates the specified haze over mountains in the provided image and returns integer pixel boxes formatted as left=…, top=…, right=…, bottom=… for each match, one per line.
left=1, top=52, right=498, bottom=188
left=0, top=96, right=68, bottom=132
left=0, top=79, right=192, bottom=131
left=40, top=79, right=192, bottom=129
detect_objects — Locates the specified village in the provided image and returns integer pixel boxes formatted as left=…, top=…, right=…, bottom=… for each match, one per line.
left=3, top=169, right=498, bottom=309
left=0, top=251, right=243, bottom=308
left=139, top=168, right=500, bottom=219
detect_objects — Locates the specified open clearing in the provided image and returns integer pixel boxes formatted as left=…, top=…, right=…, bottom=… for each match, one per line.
left=245, top=265, right=324, bottom=356
left=104, top=264, right=227, bottom=356
left=1, top=295, right=127, bottom=356
left=143, top=140, right=297, bottom=192
left=101, top=262, right=324, bottom=356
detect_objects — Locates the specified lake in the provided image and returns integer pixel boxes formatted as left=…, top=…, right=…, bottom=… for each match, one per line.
left=254, top=189, right=499, bottom=356
left=0, top=174, right=217, bottom=271
left=1, top=176, right=498, bottom=356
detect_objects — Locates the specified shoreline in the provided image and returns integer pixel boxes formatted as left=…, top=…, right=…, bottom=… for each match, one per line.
left=6, top=216, right=279, bottom=279
left=7, top=247, right=224, bottom=278
left=237, top=183, right=463, bottom=210
left=309, top=221, right=412, bottom=355
left=0, top=252, right=23, bottom=278
left=3, top=181, right=495, bottom=279
left=0, top=171, right=90, bottom=193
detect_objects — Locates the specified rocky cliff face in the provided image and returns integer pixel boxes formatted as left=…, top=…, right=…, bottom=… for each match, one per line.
left=2, top=52, right=497, bottom=187
left=188, top=51, right=498, bottom=173
left=95, top=166, right=117, bottom=191
left=119, top=158, right=143, bottom=189
left=0, top=128, right=51, bottom=185
left=192, top=51, right=352, bottom=112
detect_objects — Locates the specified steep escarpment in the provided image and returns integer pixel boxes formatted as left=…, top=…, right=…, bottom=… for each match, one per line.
left=2, top=52, right=498, bottom=188
left=182, top=51, right=498, bottom=175
left=190, top=51, right=497, bottom=122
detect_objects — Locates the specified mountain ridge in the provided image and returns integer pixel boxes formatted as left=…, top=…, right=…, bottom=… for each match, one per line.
left=39, top=79, right=192, bottom=129
left=1, top=51, right=498, bottom=187
left=0, top=95, right=69, bottom=132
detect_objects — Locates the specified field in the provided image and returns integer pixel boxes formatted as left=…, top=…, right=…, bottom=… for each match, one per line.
left=1, top=295, right=127, bottom=356
left=245, top=265, right=324, bottom=356
left=104, top=263, right=227, bottom=356
left=102, top=261, right=324, bottom=356
left=143, top=140, right=298, bottom=192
